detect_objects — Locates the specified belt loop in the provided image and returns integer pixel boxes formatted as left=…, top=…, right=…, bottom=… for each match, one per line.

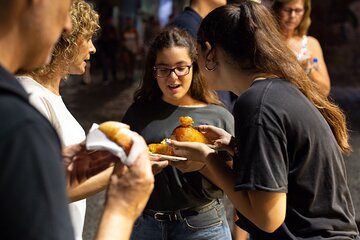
left=175, top=210, right=182, bottom=221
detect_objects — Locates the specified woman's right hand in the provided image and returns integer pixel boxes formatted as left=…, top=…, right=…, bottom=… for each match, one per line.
left=197, top=125, right=235, bottom=155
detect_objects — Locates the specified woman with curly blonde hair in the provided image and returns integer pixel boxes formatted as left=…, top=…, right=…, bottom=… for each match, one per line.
left=16, top=1, right=104, bottom=239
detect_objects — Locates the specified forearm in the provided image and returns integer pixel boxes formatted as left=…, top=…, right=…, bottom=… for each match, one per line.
left=308, top=68, right=330, bottom=96
left=201, top=152, right=286, bottom=233
left=95, top=207, right=136, bottom=240
left=68, top=167, right=113, bottom=202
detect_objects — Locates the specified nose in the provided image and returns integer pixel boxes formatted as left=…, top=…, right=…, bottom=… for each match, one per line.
left=63, top=13, right=73, bottom=34
left=89, top=40, right=96, bottom=54
left=289, top=10, right=296, bottom=17
left=169, top=69, right=178, bottom=79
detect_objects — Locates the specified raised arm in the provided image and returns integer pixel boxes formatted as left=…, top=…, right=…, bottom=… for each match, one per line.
left=170, top=140, right=287, bottom=233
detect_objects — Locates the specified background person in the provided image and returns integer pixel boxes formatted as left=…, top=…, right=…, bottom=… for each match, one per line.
left=169, top=1, right=359, bottom=239
left=271, top=0, right=331, bottom=96
left=122, top=27, right=234, bottom=240
left=121, top=17, right=140, bottom=83
left=98, top=16, right=119, bottom=85
left=169, top=0, right=237, bottom=112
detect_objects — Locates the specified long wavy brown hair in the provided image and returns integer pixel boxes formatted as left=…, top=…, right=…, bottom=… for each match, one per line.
left=27, top=0, right=100, bottom=80
left=197, top=1, right=350, bottom=153
left=134, top=27, right=221, bottom=105
left=271, top=0, right=312, bottom=37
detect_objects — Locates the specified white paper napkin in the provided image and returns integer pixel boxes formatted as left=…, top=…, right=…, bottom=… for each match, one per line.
left=86, top=123, right=145, bottom=166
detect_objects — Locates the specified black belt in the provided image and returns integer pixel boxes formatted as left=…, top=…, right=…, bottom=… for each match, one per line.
left=143, top=209, right=198, bottom=221
left=143, top=199, right=219, bottom=222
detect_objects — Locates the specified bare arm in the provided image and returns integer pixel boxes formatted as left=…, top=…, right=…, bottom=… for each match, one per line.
left=172, top=141, right=287, bottom=233
left=68, top=166, right=113, bottom=202
left=95, top=133, right=154, bottom=240
left=306, top=36, right=331, bottom=96
left=201, top=152, right=286, bottom=233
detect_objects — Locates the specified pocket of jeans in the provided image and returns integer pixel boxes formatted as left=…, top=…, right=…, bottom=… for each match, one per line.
left=184, top=206, right=223, bottom=229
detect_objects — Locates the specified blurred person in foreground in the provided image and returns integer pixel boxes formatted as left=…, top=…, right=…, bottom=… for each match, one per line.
left=271, top=0, right=331, bottom=96
left=16, top=1, right=105, bottom=239
left=0, top=0, right=154, bottom=239
left=169, top=1, right=359, bottom=239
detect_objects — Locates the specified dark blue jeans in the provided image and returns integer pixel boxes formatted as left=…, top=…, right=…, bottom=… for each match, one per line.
left=130, top=199, right=232, bottom=240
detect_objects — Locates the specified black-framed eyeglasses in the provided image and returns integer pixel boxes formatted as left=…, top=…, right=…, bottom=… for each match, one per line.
left=153, top=64, right=192, bottom=78
left=281, top=8, right=304, bottom=16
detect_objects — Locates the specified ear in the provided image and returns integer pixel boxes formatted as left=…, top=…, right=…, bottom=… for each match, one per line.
left=204, top=41, right=216, bottom=62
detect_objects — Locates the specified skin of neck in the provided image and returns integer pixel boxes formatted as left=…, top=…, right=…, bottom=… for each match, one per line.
left=282, top=27, right=297, bottom=39
left=221, top=63, right=261, bottom=96
left=213, top=48, right=264, bottom=96
left=30, top=68, right=64, bottom=96
left=0, top=22, right=26, bottom=73
left=191, top=1, right=225, bottom=18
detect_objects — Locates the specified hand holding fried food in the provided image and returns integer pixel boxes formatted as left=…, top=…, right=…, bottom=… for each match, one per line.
left=98, top=121, right=133, bottom=154
left=148, top=116, right=209, bottom=156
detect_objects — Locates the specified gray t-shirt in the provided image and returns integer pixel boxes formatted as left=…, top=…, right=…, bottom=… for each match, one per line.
left=122, top=99, right=234, bottom=211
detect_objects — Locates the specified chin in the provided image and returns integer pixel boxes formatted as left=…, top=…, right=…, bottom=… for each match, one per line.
left=69, top=67, right=85, bottom=75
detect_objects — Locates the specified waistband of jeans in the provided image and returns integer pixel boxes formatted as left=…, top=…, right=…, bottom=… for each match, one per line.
left=143, top=199, right=221, bottom=222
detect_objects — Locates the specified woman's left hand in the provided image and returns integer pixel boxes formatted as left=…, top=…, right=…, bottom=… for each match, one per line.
left=168, top=140, right=215, bottom=163
left=63, top=142, right=118, bottom=188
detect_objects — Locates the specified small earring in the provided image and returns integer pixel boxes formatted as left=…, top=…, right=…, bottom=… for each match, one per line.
left=205, top=60, right=217, bottom=71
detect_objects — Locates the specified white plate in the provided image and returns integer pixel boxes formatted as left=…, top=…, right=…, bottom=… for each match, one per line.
left=149, top=153, right=187, bottom=162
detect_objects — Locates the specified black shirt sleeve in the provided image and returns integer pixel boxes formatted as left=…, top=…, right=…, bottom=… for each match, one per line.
left=234, top=123, right=288, bottom=193
left=0, top=120, right=74, bottom=240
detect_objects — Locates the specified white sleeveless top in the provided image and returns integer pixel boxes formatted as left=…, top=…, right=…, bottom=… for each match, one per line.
left=296, top=35, right=309, bottom=61
left=17, top=76, right=86, bottom=240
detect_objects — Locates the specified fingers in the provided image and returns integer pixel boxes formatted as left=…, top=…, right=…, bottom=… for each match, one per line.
left=63, top=143, right=84, bottom=158
left=127, top=149, right=153, bottom=182
left=125, top=131, right=148, bottom=166
left=151, top=160, right=169, bottom=175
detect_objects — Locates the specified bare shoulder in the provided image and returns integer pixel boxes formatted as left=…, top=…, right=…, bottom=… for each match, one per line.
left=307, top=36, right=322, bottom=49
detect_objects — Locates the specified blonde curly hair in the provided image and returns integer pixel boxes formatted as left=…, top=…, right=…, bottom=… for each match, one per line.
left=30, top=0, right=100, bottom=79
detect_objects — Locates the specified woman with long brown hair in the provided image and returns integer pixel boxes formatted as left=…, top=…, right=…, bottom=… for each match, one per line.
left=122, top=27, right=234, bottom=240
left=169, top=1, right=359, bottom=239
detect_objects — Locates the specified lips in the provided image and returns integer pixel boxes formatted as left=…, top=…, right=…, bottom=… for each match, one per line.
left=168, top=84, right=180, bottom=89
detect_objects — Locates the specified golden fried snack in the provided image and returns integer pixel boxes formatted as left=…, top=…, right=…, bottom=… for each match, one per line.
left=148, top=140, right=174, bottom=156
left=172, top=116, right=210, bottom=144
left=98, top=121, right=133, bottom=154
left=148, top=116, right=210, bottom=156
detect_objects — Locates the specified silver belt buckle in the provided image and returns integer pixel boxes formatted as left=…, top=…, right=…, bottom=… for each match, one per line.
left=154, top=212, right=166, bottom=221
left=153, top=212, right=178, bottom=221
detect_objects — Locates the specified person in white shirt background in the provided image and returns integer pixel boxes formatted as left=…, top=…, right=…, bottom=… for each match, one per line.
left=17, top=0, right=112, bottom=239
left=271, top=0, right=331, bottom=97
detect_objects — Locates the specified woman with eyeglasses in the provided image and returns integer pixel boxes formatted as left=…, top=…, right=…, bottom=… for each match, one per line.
left=122, top=27, right=234, bottom=240
left=271, top=0, right=331, bottom=96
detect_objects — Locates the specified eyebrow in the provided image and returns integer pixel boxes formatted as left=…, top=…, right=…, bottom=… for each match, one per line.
left=155, top=61, right=190, bottom=67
